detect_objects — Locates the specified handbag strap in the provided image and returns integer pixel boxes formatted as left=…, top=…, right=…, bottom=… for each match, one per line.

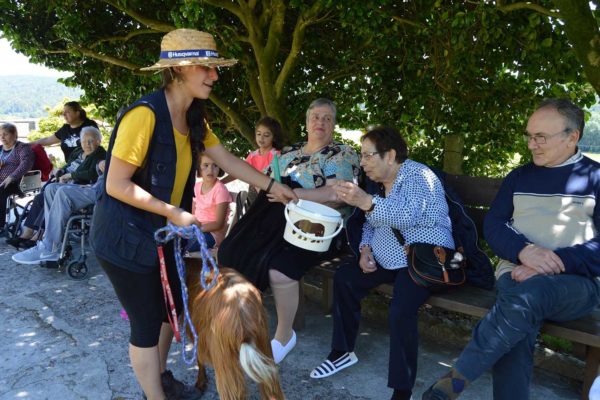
left=392, top=228, right=406, bottom=246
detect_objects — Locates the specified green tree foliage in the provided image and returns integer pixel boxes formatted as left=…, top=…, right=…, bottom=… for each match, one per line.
left=581, top=106, right=600, bottom=153
left=1, top=1, right=597, bottom=175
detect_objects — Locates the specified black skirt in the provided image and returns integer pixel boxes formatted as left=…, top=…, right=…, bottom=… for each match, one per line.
left=218, top=191, right=339, bottom=291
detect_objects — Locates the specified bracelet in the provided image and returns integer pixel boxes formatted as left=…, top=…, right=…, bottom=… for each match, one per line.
left=265, top=178, right=275, bottom=193
left=366, top=196, right=375, bottom=212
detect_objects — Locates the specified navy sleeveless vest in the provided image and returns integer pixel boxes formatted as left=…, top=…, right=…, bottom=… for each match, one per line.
left=90, top=89, right=196, bottom=272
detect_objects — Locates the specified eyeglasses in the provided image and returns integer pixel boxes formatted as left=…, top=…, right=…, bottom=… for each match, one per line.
left=308, top=113, right=334, bottom=124
left=523, top=128, right=571, bottom=145
left=360, top=151, right=382, bottom=161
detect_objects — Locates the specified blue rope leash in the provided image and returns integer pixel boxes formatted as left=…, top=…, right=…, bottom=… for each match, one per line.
left=154, top=223, right=220, bottom=365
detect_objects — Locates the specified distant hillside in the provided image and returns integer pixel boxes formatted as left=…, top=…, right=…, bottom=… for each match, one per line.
left=0, top=75, right=82, bottom=118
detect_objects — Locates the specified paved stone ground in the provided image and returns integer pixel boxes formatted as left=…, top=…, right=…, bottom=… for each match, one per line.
left=0, top=238, right=583, bottom=400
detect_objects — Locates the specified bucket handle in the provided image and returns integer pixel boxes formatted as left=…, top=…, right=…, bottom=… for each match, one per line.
left=284, top=202, right=344, bottom=241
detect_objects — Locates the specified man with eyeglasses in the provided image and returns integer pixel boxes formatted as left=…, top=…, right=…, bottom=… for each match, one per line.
left=423, top=98, right=600, bottom=399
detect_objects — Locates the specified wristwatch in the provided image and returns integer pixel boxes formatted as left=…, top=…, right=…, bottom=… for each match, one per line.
left=366, top=195, right=377, bottom=213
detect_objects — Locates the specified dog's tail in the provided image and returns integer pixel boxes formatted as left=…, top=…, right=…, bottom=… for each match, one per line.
left=239, top=342, right=279, bottom=387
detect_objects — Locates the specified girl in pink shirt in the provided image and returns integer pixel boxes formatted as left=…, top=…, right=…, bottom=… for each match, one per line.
left=245, top=116, right=283, bottom=173
left=191, top=153, right=232, bottom=250
left=222, top=117, right=283, bottom=186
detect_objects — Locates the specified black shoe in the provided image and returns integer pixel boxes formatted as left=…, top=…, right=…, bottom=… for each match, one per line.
left=161, top=370, right=203, bottom=400
left=20, top=239, right=36, bottom=249
left=5, top=237, right=36, bottom=250
left=6, top=236, right=23, bottom=249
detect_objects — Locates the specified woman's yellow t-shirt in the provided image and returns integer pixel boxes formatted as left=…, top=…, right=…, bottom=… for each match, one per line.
left=112, top=106, right=220, bottom=207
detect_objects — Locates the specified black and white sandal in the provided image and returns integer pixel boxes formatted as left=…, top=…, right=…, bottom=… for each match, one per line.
left=310, top=352, right=358, bottom=379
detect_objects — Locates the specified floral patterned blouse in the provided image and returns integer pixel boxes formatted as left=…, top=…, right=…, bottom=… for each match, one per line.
left=267, top=141, right=360, bottom=217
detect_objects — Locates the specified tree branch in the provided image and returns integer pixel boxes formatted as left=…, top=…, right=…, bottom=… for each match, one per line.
left=209, top=92, right=254, bottom=141
left=551, top=0, right=600, bottom=94
left=90, top=29, right=158, bottom=48
left=259, top=0, right=273, bottom=28
left=201, top=0, right=244, bottom=21
left=391, top=15, right=425, bottom=29
left=496, top=0, right=561, bottom=18
left=274, top=0, right=331, bottom=99
left=72, top=45, right=152, bottom=75
left=41, top=49, right=69, bottom=54
left=263, top=0, right=286, bottom=64
left=247, top=66, right=266, bottom=116
left=102, top=0, right=175, bottom=32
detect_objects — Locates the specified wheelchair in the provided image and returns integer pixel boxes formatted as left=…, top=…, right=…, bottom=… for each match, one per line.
left=5, top=170, right=43, bottom=239
left=41, top=205, right=94, bottom=280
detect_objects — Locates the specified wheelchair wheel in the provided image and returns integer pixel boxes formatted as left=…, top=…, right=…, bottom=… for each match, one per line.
left=67, top=260, right=88, bottom=280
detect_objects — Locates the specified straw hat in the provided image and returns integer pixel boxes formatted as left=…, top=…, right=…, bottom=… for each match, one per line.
left=141, top=29, right=237, bottom=71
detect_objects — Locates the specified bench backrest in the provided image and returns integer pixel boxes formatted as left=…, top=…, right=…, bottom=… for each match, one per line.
left=445, top=174, right=502, bottom=235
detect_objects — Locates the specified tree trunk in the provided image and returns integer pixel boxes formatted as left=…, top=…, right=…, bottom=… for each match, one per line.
left=443, top=134, right=464, bottom=175
left=553, top=0, right=600, bottom=94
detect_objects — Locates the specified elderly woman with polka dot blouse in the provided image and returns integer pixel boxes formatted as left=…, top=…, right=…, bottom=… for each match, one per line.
left=310, top=126, right=454, bottom=400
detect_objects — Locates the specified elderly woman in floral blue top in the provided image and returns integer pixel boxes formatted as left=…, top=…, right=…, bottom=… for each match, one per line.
left=219, top=98, right=360, bottom=364
left=310, top=126, right=453, bottom=400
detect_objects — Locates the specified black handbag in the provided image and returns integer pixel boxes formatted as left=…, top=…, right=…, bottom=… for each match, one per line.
left=392, top=229, right=466, bottom=292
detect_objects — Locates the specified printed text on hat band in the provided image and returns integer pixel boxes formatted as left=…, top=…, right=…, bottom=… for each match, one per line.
left=160, top=50, right=219, bottom=59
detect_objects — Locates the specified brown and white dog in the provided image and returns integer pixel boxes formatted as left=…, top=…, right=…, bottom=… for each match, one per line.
left=185, top=259, right=284, bottom=400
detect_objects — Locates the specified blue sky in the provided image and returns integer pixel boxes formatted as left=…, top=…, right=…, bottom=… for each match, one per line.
left=0, top=38, right=70, bottom=77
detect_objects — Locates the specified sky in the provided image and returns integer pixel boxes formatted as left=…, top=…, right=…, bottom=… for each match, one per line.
left=0, top=38, right=70, bottom=77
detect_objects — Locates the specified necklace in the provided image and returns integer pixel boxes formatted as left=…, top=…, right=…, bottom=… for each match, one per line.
left=0, top=146, right=14, bottom=169
left=300, top=142, right=329, bottom=156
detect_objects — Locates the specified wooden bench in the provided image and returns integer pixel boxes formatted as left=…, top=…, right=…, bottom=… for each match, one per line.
left=299, top=174, right=600, bottom=400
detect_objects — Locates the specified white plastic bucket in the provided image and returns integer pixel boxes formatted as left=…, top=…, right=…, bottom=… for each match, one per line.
left=283, top=200, right=343, bottom=252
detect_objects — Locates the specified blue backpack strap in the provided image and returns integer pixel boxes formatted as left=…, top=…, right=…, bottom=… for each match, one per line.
left=430, top=167, right=495, bottom=290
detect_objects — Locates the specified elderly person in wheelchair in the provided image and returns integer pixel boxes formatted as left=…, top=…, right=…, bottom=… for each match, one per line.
left=12, top=160, right=105, bottom=265
left=9, top=127, right=105, bottom=250
left=0, top=123, right=35, bottom=236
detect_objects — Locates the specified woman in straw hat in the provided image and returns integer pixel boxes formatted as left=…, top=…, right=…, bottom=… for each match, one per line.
left=90, top=28, right=296, bottom=400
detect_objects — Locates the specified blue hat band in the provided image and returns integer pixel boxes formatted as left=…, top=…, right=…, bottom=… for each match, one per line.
left=160, top=49, right=219, bottom=59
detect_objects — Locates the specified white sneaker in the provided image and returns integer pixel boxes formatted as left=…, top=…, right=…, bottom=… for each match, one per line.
left=271, top=331, right=296, bottom=364
left=12, top=241, right=47, bottom=265
left=40, top=249, right=60, bottom=262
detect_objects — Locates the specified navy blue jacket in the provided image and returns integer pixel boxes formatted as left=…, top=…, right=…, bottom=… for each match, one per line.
left=90, top=89, right=196, bottom=272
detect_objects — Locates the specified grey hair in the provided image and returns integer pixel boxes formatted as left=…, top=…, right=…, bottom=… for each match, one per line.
left=80, top=126, right=102, bottom=142
left=0, top=123, right=18, bottom=136
left=306, top=98, right=337, bottom=125
left=537, top=98, right=585, bottom=142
